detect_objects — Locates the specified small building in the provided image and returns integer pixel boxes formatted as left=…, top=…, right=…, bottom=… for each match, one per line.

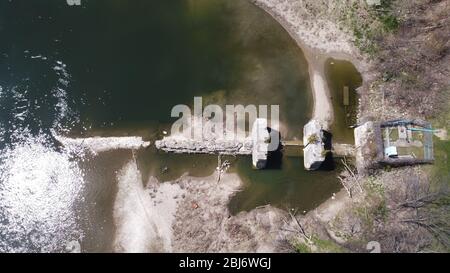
left=384, top=146, right=398, bottom=158
left=354, top=119, right=434, bottom=173
left=380, top=119, right=434, bottom=165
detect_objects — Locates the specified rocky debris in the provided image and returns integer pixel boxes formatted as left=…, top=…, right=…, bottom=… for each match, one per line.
left=155, top=119, right=278, bottom=159
left=171, top=173, right=289, bottom=253
left=155, top=137, right=253, bottom=155
left=251, top=119, right=270, bottom=169
left=303, top=120, right=326, bottom=170
left=354, top=121, right=383, bottom=173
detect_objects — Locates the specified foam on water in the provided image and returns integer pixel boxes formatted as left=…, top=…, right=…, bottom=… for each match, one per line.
left=0, top=57, right=78, bottom=143
left=54, top=135, right=151, bottom=155
left=0, top=53, right=159, bottom=252
left=0, top=135, right=85, bottom=253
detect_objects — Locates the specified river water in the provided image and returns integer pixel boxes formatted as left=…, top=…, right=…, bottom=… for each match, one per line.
left=0, top=0, right=361, bottom=252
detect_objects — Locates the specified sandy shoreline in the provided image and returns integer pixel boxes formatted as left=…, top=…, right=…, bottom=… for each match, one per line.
left=114, top=158, right=182, bottom=252
left=251, top=0, right=371, bottom=128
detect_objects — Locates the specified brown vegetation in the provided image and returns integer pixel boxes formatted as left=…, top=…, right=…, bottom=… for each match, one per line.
left=370, top=0, right=450, bottom=119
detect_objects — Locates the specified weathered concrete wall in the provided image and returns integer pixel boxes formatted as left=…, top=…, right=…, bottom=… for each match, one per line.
left=155, top=137, right=252, bottom=155
left=354, top=121, right=383, bottom=173
left=252, top=118, right=270, bottom=169
left=155, top=119, right=276, bottom=170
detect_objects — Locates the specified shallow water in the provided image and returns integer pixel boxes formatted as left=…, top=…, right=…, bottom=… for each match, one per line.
left=0, top=0, right=358, bottom=252
left=228, top=156, right=342, bottom=215
left=325, top=58, right=363, bottom=144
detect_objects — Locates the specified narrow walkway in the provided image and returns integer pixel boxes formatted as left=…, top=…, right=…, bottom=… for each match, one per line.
left=282, top=140, right=355, bottom=157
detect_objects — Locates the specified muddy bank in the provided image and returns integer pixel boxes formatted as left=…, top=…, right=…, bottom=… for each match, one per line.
left=170, top=173, right=289, bottom=252
left=111, top=159, right=348, bottom=253
left=112, top=158, right=292, bottom=252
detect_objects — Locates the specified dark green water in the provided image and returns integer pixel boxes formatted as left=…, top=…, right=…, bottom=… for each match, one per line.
left=135, top=147, right=342, bottom=215
left=0, top=0, right=354, bottom=234
left=1, top=0, right=312, bottom=138
left=228, top=156, right=342, bottom=214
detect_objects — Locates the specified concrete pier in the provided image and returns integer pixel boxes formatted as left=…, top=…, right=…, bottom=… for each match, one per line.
left=251, top=118, right=270, bottom=169
left=303, top=120, right=326, bottom=170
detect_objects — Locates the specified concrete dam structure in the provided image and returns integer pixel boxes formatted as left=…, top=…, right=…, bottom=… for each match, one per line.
left=155, top=118, right=355, bottom=170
